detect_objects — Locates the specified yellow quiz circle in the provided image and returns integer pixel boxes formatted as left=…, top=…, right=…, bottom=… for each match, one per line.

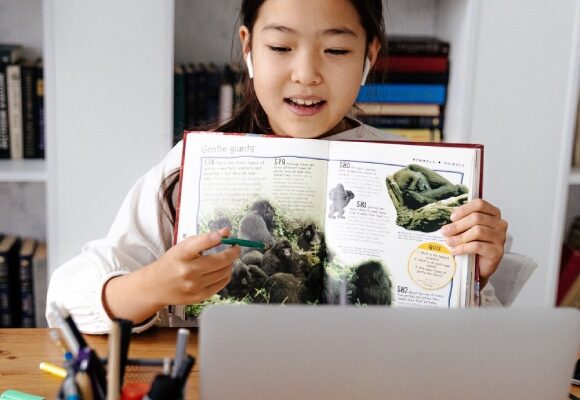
left=407, top=242, right=456, bottom=290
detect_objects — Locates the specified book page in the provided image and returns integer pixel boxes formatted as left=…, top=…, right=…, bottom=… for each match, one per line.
left=174, top=133, right=331, bottom=323
left=325, top=141, right=479, bottom=308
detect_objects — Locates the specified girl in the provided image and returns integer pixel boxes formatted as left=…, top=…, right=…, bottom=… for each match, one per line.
left=47, top=0, right=507, bottom=334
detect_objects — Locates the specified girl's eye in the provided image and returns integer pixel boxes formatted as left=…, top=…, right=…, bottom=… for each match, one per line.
left=268, top=46, right=291, bottom=53
left=325, top=49, right=350, bottom=55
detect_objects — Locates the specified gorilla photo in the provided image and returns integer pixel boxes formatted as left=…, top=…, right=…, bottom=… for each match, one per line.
left=328, top=183, right=355, bottom=219
left=386, top=164, right=469, bottom=232
left=348, top=260, right=393, bottom=306
left=238, top=200, right=276, bottom=249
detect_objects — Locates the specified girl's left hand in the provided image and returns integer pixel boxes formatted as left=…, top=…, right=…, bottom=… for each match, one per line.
left=441, top=199, right=508, bottom=288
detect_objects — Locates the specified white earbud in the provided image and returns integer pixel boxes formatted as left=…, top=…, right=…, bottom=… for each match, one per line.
left=361, top=58, right=371, bottom=86
left=245, top=51, right=254, bottom=79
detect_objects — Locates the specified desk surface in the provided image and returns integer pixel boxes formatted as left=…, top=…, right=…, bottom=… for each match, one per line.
left=0, top=328, right=579, bottom=399
left=0, top=328, right=199, bottom=399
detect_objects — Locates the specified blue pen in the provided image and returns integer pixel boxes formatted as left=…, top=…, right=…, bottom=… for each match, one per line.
left=61, top=352, right=80, bottom=400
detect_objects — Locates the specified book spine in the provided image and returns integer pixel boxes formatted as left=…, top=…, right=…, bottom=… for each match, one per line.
left=0, top=64, right=10, bottom=158
left=375, top=55, right=449, bottom=73
left=382, top=72, right=449, bottom=85
left=32, top=243, right=47, bottom=328
left=0, top=254, right=12, bottom=327
left=357, top=115, right=442, bottom=129
left=387, top=40, right=450, bottom=55
left=21, top=64, right=38, bottom=158
left=6, top=64, right=23, bottom=159
left=356, top=84, right=446, bottom=105
left=36, top=65, right=45, bottom=158
left=19, top=251, right=35, bottom=327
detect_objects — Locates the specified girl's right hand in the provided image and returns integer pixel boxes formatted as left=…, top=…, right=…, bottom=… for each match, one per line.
left=103, top=228, right=240, bottom=325
left=149, top=228, right=241, bottom=306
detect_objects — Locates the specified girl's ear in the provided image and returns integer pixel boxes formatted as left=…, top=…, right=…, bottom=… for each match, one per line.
left=239, top=26, right=253, bottom=78
left=367, top=37, right=382, bottom=69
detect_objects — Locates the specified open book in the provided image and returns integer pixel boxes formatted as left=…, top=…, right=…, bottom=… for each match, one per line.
left=169, top=131, right=483, bottom=326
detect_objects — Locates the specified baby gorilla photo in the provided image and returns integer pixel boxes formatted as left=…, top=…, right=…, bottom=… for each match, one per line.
left=348, top=260, right=393, bottom=306
left=386, top=164, right=468, bottom=232
left=328, top=183, right=355, bottom=218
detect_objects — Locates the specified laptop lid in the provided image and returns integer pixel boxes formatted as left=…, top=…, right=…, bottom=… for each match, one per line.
left=200, top=305, right=580, bottom=400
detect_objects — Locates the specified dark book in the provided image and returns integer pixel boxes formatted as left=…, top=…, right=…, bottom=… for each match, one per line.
left=0, top=63, right=10, bottom=158
left=35, top=59, right=44, bottom=158
left=194, top=63, right=208, bottom=126
left=32, top=242, right=47, bottom=328
left=182, top=63, right=198, bottom=129
left=18, top=238, right=37, bottom=327
left=204, top=63, right=222, bottom=124
left=0, top=235, right=22, bottom=327
left=380, top=71, right=449, bottom=85
left=375, top=55, right=449, bottom=74
left=0, top=44, right=23, bottom=64
left=387, top=36, right=450, bottom=55
left=21, top=60, right=39, bottom=158
left=173, top=65, right=186, bottom=144
left=357, top=115, right=442, bottom=130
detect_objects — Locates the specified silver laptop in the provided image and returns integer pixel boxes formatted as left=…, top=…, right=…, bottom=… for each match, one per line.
left=200, top=305, right=580, bottom=400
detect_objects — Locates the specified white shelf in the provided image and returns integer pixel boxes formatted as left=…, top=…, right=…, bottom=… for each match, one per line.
left=571, top=167, right=580, bottom=185
left=0, top=159, right=47, bottom=182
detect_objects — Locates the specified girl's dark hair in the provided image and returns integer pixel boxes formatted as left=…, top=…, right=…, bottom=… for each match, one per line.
left=160, top=0, right=388, bottom=229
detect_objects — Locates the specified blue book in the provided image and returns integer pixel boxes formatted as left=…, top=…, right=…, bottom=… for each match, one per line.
left=356, top=84, right=446, bottom=105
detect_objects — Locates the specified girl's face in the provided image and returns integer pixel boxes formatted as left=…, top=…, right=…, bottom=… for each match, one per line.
left=240, top=0, right=380, bottom=139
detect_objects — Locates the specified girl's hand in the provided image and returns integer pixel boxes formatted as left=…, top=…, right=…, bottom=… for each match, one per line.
left=103, top=228, right=240, bottom=325
left=150, top=227, right=241, bottom=306
left=441, top=199, right=508, bottom=288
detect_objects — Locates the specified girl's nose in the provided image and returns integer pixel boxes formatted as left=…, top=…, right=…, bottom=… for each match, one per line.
left=290, top=51, right=322, bottom=85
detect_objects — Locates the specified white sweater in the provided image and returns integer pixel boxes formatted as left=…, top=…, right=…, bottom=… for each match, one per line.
left=46, top=123, right=499, bottom=334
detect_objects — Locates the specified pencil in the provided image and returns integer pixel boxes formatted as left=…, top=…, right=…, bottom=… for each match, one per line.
left=39, top=361, right=66, bottom=379
left=220, top=237, right=269, bottom=250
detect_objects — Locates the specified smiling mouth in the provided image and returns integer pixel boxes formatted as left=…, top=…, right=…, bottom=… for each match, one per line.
left=285, top=98, right=326, bottom=108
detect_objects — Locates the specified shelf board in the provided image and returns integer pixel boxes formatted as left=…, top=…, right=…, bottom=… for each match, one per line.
left=0, top=159, right=47, bottom=182
left=571, top=167, right=580, bottom=185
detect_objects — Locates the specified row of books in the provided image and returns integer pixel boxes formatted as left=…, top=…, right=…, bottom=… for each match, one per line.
left=557, top=216, right=580, bottom=308
left=0, top=44, right=45, bottom=159
left=0, top=234, right=47, bottom=327
left=353, top=35, right=450, bottom=143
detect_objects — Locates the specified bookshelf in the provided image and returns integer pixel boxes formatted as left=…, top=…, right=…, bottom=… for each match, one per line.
left=0, top=0, right=574, bottom=308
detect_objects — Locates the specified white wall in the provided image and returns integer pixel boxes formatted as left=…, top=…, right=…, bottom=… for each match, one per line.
left=468, top=0, right=580, bottom=306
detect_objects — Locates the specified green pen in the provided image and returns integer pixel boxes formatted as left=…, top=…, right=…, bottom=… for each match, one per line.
left=220, top=237, right=270, bottom=250
left=0, top=390, right=45, bottom=400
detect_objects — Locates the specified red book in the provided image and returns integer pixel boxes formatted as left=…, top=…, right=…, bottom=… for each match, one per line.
left=557, top=244, right=580, bottom=305
left=374, top=55, right=449, bottom=73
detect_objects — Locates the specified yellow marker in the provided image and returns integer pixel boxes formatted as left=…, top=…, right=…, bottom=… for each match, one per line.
left=39, top=361, right=66, bottom=379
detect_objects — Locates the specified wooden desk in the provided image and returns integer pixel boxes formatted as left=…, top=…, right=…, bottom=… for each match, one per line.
left=0, top=328, right=199, bottom=399
left=1, top=328, right=579, bottom=399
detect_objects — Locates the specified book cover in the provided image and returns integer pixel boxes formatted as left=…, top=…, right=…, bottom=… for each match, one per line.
left=21, top=60, right=38, bottom=159
left=0, top=235, right=22, bottom=327
left=170, top=132, right=483, bottom=326
left=18, top=238, right=37, bottom=327
left=32, top=242, right=47, bottom=327
left=356, top=84, right=446, bottom=105
left=0, top=63, right=10, bottom=159
left=6, top=62, right=23, bottom=159
left=386, top=36, right=450, bottom=56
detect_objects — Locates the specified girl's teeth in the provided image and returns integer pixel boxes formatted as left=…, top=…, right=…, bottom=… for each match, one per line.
left=292, top=98, right=320, bottom=106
